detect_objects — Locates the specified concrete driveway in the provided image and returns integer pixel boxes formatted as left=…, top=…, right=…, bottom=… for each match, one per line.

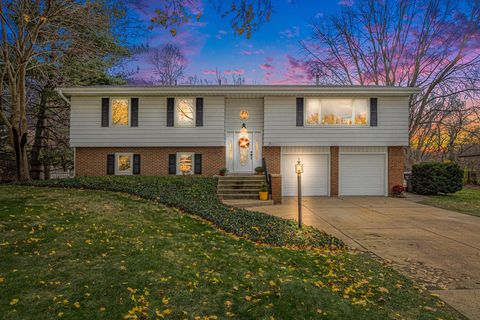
left=250, top=196, right=480, bottom=319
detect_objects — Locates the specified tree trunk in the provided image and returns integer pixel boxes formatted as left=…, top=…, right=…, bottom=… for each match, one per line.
left=30, top=90, right=48, bottom=180
left=11, top=127, right=30, bottom=181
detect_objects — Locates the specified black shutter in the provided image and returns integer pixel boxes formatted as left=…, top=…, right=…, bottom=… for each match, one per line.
left=370, top=98, right=378, bottom=127
left=194, top=154, right=202, bottom=175
left=133, top=154, right=140, bottom=175
left=167, top=98, right=174, bottom=127
left=168, top=154, right=176, bottom=175
left=196, top=97, right=203, bottom=127
left=131, top=98, right=138, bottom=127
left=107, top=154, right=115, bottom=175
left=101, top=98, right=109, bottom=127
left=296, top=97, right=304, bottom=126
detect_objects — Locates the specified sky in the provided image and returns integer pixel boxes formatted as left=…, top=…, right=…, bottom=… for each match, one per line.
left=126, top=1, right=346, bottom=84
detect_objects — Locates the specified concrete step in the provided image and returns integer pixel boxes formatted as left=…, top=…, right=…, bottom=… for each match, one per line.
left=218, top=175, right=265, bottom=181
left=223, top=199, right=274, bottom=208
left=217, top=188, right=261, bottom=194
left=218, top=193, right=259, bottom=199
left=218, top=182, right=265, bottom=187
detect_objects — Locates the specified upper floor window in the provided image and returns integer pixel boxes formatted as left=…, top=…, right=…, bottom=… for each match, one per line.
left=175, top=98, right=195, bottom=127
left=305, top=98, right=369, bottom=126
left=111, top=98, right=130, bottom=126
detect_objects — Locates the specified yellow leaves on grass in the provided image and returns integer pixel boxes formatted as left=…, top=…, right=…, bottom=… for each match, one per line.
left=10, top=298, right=19, bottom=305
left=84, top=239, right=93, bottom=245
left=73, top=301, right=81, bottom=309
left=162, top=296, right=169, bottom=305
left=0, top=277, right=4, bottom=284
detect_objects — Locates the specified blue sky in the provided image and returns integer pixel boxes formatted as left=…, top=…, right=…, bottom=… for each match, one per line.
left=128, top=1, right=345, bottom=84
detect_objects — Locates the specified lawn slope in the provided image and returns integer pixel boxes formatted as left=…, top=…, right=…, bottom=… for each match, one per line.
left=419, top=187, right=480, bottom=217
left=0, top=186, right=462, bottom=319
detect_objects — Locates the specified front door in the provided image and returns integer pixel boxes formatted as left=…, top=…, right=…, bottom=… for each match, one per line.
left=226, top=131, right=262, bottom=173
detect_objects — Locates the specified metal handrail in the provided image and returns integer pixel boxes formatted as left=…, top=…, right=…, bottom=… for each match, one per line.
left=262, top=157, right=272, bottom=196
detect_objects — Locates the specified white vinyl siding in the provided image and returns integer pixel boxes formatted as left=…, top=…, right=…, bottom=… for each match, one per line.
left=339, top=153, right=387, bottom=196
left=281, top=149, right=329, bottom=196
left=264, top=96, right=409, bottom=146
left=70, top=96, right=225, bottom=147
left=225, top=98, right=264, bottom=131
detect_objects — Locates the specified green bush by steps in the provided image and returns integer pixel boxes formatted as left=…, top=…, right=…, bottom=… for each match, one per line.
left=412, top=162, right=463, bottom=195
left=22, top=176, right=344, bottom=249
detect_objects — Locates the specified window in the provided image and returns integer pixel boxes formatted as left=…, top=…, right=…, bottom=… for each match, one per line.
left=175, top=98, right=195, bottom=127
left=177, top=152, right=194, bottom=175
left=116, top=153, right=132, bottom=175
left=305, top=98, right=369, bottom=126
left=111, top=98, right=130, bottom=126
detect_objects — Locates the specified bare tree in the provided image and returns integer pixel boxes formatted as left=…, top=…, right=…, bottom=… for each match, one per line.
left=302, top=0, right=480, bottom=164
left=149, top=44, right=187, bottom=85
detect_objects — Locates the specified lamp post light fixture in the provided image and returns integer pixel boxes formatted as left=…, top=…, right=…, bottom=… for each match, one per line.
left=295, top=158, right=304, bottom=229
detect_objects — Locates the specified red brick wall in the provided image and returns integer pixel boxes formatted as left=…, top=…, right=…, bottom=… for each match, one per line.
left=270, top=174, right=282, bottom=204
left=75, top=147, right=225, bottom=177
left=330, top=146, right=339, bottom=196
left=263, top=146, right=281, bottom=174
left=388, top=146, right=404, bottom=195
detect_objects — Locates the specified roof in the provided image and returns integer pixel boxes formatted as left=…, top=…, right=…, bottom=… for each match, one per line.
left=459, top=145, right=480, bottom=158
left=56, top=85, right=420, bottom=98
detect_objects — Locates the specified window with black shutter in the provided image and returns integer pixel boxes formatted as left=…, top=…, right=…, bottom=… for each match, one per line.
left=168, top=154, right=176, bottom=174
left=131, top=98, right=138, bottom=127
left=107, top=154, right=115, bottom=175
left=196, top=98, right=203, bottom=127
left=101, top=98, right=109, bottom=127
left=133, top=154, right=140, bottom=174
left=167, top=98, right=174, bottom=127
left=194, top=154, right=202, bottom=175
left=370, top=98, right=378, bottom=127
left=296, top=97, right=304, bottom=126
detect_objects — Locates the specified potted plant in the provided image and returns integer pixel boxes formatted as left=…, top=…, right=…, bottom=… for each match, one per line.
left=254, top=166, right=264, bottom=175
left=219, top=168, right=228, bottom=176
left=392, top=185, right=405, bottom=197
left=259, top=182, right=269, bottom=201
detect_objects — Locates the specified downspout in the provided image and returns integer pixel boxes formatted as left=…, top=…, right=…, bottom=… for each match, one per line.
left=56, top=89, right=71, bottom=106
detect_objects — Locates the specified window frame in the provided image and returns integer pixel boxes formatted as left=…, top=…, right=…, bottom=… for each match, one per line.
left=110, top=97, right=131, bottom=127
left=115, top=152, right=133, bottom=175
left=174, top=97, right=196, bottom=128
left=176, top=152, right=195, bottom=175
left=304, top=98, right=370, bottom=127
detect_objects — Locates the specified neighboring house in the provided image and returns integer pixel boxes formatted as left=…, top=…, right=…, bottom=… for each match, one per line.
left=58, top=85, right=418, bottom=199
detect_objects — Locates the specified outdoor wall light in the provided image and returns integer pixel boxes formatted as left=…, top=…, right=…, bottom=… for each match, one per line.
left=295, top=158, right=304, bottom=175
left=239, top=110, right=249, bottom=121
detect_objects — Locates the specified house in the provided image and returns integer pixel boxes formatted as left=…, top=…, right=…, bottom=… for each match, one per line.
left=57, top=85, right=419, bottom=202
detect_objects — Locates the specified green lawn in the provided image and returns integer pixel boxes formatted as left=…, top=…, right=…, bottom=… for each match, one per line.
left=0, top=186, right=462, bottom=319
left=419, top=187, right=480, bottom=217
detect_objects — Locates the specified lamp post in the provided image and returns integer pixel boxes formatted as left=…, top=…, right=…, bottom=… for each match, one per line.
left=295, top=158, right=304, bottom=229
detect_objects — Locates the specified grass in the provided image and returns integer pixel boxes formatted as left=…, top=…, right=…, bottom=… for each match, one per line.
left=419, top=187, right=480, bottom=217
left=0, top=185, right=463, bottom=319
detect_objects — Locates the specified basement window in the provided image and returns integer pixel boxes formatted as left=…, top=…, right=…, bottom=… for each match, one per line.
left=116, top=153, right=133, bottom=175
left=177, top=152, right=194, bottom=175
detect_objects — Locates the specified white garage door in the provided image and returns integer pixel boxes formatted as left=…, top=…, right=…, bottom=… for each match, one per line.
left=339, top=153, right=386, bottom=196
left=282, top=154, right=329, bottom=196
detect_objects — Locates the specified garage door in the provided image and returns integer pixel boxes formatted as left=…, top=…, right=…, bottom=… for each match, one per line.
left=282, top=154, right=329, bottom=196
left=339, top=154, right=386, bottom=196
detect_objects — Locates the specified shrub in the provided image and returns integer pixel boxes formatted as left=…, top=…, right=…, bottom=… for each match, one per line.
left=411, top=162, right=463, bottom=195
left=21, top=176, right=344, bottom=249
left=392, top=185, right=404, bottom=196
left=254, top=166, right=264, bottom=173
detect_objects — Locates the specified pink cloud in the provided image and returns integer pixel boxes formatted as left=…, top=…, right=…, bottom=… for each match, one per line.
left=259, top=63, right=274, bottom=70
left=241, top=49, right=264, bottom=55
left=224, top=69, right=245, bottom=75
left=202, top=69, right=217, bottom=75
left=266, top=57, right=274, bottom=62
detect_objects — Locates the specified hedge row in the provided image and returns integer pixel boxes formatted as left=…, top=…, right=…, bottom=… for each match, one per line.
left=22, top=176, right=344, bottom=249
left=412, top=162, right=463, bottom=195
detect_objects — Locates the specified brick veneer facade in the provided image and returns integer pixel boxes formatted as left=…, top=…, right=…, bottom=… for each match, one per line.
left=262, top=146, right=281, bottom=174
left=388, top=146, right=404, bottom=195
left=330, top=146, right=339, bottom=196
left=75, top=147, right=225, bottom=177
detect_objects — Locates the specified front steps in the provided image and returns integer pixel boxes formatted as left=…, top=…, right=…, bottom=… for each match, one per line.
left=217, top=175, right=268, bottom=201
